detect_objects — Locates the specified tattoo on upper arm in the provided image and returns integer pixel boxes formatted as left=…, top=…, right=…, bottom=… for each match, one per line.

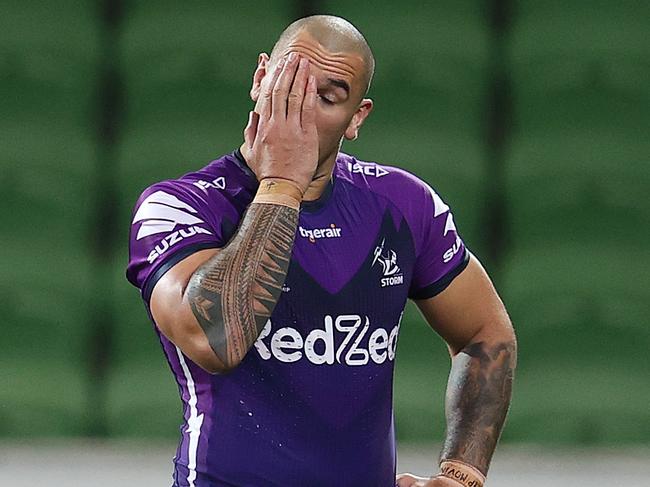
left=187, top=202, right=298, bottom=368
left=441, top=339, right=516, bottom=474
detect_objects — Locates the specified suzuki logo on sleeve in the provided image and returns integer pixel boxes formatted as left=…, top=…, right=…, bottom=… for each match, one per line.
left=145, top=226, right=212, bottom=264
left=132, top=190, right=212, bottom=263
left=372, top=238, right=404, bottom=287
left=443, top=235, right=462, bottom=263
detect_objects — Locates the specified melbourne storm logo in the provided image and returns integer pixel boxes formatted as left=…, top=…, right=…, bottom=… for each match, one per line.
left=372, top=238, right=404, bottom=288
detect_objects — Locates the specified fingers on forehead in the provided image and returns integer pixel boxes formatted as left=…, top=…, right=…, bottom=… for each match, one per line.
left=301, top=75, right=317, bottom=126
left=262, top=58, right=285, bottom=94
left=271, top=55, right=301, bottom=118
left=290, top=58, right=310, bottom=92
left=257, top=57, right=285, bottom=117
left=276, top=55, right=299, bottom=90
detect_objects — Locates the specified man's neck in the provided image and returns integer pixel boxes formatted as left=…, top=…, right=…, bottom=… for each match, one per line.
left=239, top=143, right=337, bottom=202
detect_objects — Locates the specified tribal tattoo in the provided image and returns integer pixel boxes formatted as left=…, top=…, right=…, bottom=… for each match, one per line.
left=440, top=340, right=516, bottom=475
left=186, top=202, right=298, bottom=369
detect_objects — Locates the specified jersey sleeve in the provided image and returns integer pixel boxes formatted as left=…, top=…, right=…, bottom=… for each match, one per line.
left=126, top=180, right=234, bottom=303
left=407, top=180, right=470, bottom=300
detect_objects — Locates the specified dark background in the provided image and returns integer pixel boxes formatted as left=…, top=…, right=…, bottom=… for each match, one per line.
left=2, top=0, right=649, bottom=446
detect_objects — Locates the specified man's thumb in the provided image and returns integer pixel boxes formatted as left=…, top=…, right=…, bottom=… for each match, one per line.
left=395, top=473, right=418, bottom=487
left=243, top=111, right=259, bottom=149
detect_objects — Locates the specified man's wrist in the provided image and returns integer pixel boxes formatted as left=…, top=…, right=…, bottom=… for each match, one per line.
left=253, top=178, right=303, bottom=209
left=436, top=460, right=486, bottom=487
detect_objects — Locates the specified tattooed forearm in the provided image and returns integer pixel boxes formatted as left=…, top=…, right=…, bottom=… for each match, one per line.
left=186, top=202, right=298, bottom=369
left=440, top=339, right=517, bottom=474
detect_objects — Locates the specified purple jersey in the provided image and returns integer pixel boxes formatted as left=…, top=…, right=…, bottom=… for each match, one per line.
left=126, top=150, right=469, bottom=487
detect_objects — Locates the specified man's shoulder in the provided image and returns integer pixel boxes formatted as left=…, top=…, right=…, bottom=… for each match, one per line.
left=335, top=152, right=435, bottom=203
left=133, top=150, right=257, bottom=211
left=335, top=152, right=454, bottom=236
left=126, top=151, right=256, bottom=292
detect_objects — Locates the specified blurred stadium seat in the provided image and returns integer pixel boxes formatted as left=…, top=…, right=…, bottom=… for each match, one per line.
left=508, top=0, right=650, bottom=247
left=512, top=1, right=649, bottom=61
left=502, top=0, right=650, bottom=443
left=504, top=244, right=650, bottom=340
left=506, top=0, right=650, bottom=271
left=502, top=244, right=650, bottom=443
left=0, top=1, right=100, bottom=436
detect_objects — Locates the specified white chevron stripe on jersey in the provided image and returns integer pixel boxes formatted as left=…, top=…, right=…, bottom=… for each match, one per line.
left=443, top=213, right=457, bottom=236
left=133, top=190, right=204, bottom=240
left=175, top=346, right=204, bottom=487
left=425, top=183, right=450, bottom=217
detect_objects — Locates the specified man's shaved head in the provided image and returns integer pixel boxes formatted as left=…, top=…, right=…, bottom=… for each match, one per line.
left=270, top=15, right=375, bottom=96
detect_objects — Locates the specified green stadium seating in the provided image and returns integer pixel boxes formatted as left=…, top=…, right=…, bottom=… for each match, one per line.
left=324, top=1, right=489, bottom=78
left=512, top=1, right=649, bottom=62
left=506, top=4, right=650, bottom=326
left=508, top=0, right=650, bottom=248
left=506, top=132, right=650, bottom=248
left=0, top=1, right=99, bottom=60
left=0, top=1, right=100, bottom=436
left=503, top=244, right=650, bottom=337
left=0, top=0, right=99, bottom=246
left=501, top=1, right=650, bottom=444
left=323, top=0, right=488, bottom=122
left=501, top=244, right=650, bottom=443
left=121, top=1, right=293, bottom=84
left=506, top=88, right=650, bottom=250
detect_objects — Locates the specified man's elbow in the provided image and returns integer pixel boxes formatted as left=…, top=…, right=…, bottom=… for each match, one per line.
left=498, top=325, right=517, bottom=370
left=197, top=359, right=236, bottom=375
left=188, top=335, right=239, bottom=375
left=470, top=314, right=514, bottom=343
left=483, top=317, right=517, bottom=369
left=160, top=319, right=238, bottom=375
left=498, top=318, right=517, bottom=348
left=463, top=315, right=517, bottom=363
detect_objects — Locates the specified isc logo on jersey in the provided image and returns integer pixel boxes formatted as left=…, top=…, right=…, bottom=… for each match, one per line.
left=347, top=161, right=389, bottom=178
left=254, top=314, right=401, bottom=366
left=132, top=190, right=213, bottom=264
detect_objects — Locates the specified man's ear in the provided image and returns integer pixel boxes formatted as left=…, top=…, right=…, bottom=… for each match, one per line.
left=250, top=53, right=270, bottom=102
left=344, top=98, right=374, bottom=141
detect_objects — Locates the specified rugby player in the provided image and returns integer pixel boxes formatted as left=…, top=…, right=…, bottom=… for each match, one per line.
left=127, top=15, right=516, bottom=487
